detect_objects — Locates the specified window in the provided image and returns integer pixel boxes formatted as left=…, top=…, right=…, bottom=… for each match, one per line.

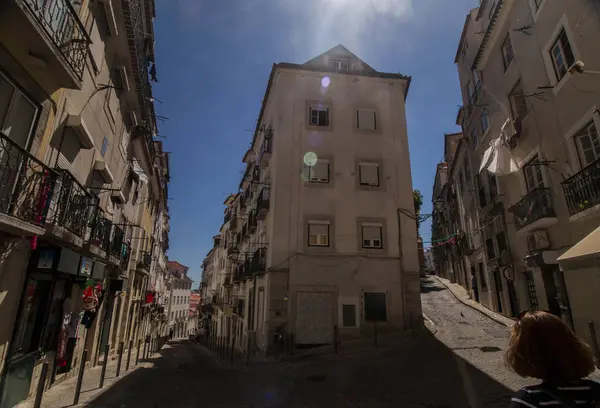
left=575, top=122, right=600, bottom=166
left=464, top=161, right=471, bottom=184
left=472, top=70, right=482, bottom=101
left=466, top=81, right=474, bottom=107
left=306, top=159, right=330, bottom=183
left=357, top=110, right=377, bottom=131
left=120, top=129, right=129, bottom=156
left=496, top=231, right=508, bottom=254
left=308, top=221, right=330, bottom=247
left=509, top=81, right=528, bottom=121
left=485, top=238, right=496, bottom=259
left=331, top=58, right=349, bottom=72
left=478, top=263, right=488, bottom=291
left=462, top=40, right=468, bottom=59
left=480, top=109, right=490, bottom=135
left=550, top=29, right=575, bottom=81
left=358, top=162, right=380, bottom=187
left=342, top=304, right=356, bottom=327
left=309, top=105, right=330, bottom=127
left=501, top=34, right=514, bottom=69
left=101, top=136, right=108, bottom=157
left=524, top=157, right=544, bottom=191
left=361, top=223, right=383, bottom=249
left=489, top=173, right=498, bottom=199
left=364, top=293, right=387, bottom=322
left=0, top=72, right=38, bottom=149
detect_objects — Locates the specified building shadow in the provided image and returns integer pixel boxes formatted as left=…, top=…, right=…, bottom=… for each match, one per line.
left=86, top=333, right=523, bottom=408
left=420, top=278, right=446, bottom=293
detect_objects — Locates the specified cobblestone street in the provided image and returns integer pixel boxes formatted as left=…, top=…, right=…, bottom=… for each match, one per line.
left=74, top=276, right=543, bottom=408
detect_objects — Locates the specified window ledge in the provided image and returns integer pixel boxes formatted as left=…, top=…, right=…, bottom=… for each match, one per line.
left=552, top=72, right=572, bottom=96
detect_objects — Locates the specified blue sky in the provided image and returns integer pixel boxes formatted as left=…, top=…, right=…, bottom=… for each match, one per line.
left=153, top=0, right=475, bottom=284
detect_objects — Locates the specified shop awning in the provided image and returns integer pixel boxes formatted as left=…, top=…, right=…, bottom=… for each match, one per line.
left=557, top=225, right=600, bottom=262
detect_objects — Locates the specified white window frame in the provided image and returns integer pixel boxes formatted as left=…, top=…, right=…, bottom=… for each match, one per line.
left=331, top=58, right=349, bottom=72
left=574, top=122, right=600, bottom=167
left=528, top=0, right=547, bottom=21
left=542, top=15, right=580, bottom=95
left=358, top=162, right=380, bottom=187
left=509, top=80, right=528, bottom=122
left=361, top=222, right=383, bottom=249
left=0, top=70, right=38, bottom=149
left=309, top=105, right=330, bottom=127
left=307, top=159, right=330, bottom=183
left=563, top=106, right=600, bottom=173
left=308, top=220, right=330, bottom=247
left=501, top=34, right=514, bottom=70
left=480, top=108, right=490, bottom=136
left=357, top=109, right=377, bottom=131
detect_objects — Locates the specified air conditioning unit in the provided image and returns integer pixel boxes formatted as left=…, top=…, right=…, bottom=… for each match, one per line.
left=117, top=66, right=130, bottom=92
left=98, top=0, right=119, bottom=36
left=527, top=230, right=550, bottom=252
left=129, top=111, right=138, bottom=128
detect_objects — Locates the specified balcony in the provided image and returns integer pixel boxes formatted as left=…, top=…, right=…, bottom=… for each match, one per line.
left=227, top=245, right=238, bottom=259
left=11, top=0, right=91, bottom=88
left=249, top=248, right=267, bottom=275
left=224, top=211, right=231, bottom=224
left=259, top=128, right=273, bottom=168
left=248, top=210, right=257, bottom=232
left=0, top=131, right=59, bottom=236
left=256, top=188, right=270, bottom=220
left=46, top=169, right=95, bottom=244
left=508, top=188, right=557, bottom=236
left=120, top=241, right=131, bottom=271
left=562, top=159, right=600, bottom=220
left=223, top=275, right=232, bottom=287
left=137, top=251, right=152, bottom=272
left=230, top=216, right=238, bottom=231
left=87, top=208, right=111, bottom=253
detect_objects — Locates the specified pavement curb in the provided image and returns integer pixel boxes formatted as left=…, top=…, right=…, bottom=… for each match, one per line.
left=431, top=275, right=512, bottom=328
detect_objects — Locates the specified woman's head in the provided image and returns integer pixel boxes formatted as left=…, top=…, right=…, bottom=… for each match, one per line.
left=505, top=310, right=595, bottom=382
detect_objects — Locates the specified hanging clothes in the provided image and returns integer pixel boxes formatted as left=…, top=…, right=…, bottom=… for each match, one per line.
left=479, top=118, right=520, bottom=176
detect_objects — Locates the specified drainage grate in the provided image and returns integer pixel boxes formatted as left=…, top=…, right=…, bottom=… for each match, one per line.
left=480, top=346, right=502, bottom=353
left=306, top=374, right=327, bottom=382
left=178, top=363, right=190, bottom=370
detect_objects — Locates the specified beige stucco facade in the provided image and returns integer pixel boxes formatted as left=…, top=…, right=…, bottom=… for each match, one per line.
left=436, top=0, right=600, bottom=352
left=201, top=45, right=422, bottom=357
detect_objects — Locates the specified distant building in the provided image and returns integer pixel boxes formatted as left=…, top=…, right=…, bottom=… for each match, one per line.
left=167, top=261, right=192, bottom=338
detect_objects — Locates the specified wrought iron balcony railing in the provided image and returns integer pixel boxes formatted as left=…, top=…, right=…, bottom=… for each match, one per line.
left=17, top=0, right=91, bottom=81
left=249, top=248, right=267, bottom=274
left=0, top=131, right=58, bottom=228
left=88, top=208, right=111, bottom=252
left=120, top=241, right=131, bottom=270
left=256, top=187, right=270, bottom=219
left=562, top=158, right=600, bottom=217
left=138, top=251, right=152, bottom=269
left=509, top=188, right=556, bottom=231
left=248, top=209, right=257, bottom=232
left=224, top=211, right=231, bottom=224
left=47, top=169, right=95, bottom=238
left=110, top=224, right=125, bottom=257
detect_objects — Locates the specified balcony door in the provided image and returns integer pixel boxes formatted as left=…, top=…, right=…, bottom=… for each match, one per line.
left=523, top=157, right=544, bottom=192
left=575, top=122, right=600, bottom=167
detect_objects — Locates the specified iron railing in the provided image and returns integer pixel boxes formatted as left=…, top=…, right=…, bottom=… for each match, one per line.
left=0, top=131, right=58, bottom=227
left=259, top=128, right=273, bottom=164
left=138, top=250, right=152, bottom=268
left=47, top=169, right=95, bottom=237
left=120, top=241, right=131, bottom=270
left=110, top=224, right=125, bottom=257
left=88, top=208, right=111, bottom=252
left=249, top=248, right=266, bottom=274
left=248, top=209, right=257, bottom=232
left=18, top=0, right=91, bottom=80
left=562, top=158, right=600, bottom=217
left=509, top=188, right=556, bottom=231
left=256, top=187, right=270, bottom=217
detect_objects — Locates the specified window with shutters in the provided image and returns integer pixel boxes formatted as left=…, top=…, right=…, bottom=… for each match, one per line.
left=361, top=223, right=383, bottom=249
left=358, top=162, right=380, bottom=187
left=501, top=34, right=514, bottom=70
left=523, top=156, right=544, bottom=191
left=308, top=104, right=330, bottom=127
left=550, top=29, right=575, bottom=81
left=308, top=221, right=330, bottom=247
left=305, top=159, right=330, bottom=183
left=481, top=108, right=490, bottom=135
left=0, top=71, right=38, bottom=150
left=575, top=122, right=600, bottom=167
left=357, top=109, right=377, bottom=131
left=509, top=81, right=528, bottom=121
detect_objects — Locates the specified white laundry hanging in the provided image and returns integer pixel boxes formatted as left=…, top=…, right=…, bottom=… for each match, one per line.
left=479, top=118, right=520, bottom=176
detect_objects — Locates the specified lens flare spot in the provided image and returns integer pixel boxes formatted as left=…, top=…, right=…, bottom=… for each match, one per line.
left=303, top=152, right=318, bottom=166
left=321, top=76, right=331, bottom=88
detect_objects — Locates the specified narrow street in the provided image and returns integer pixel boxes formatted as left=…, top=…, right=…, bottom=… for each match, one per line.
left=78, top=276, right=540, bottom=408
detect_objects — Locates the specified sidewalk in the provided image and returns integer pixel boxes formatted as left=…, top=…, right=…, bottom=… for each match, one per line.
left=432, top=274, right=515, bottom=327
left=14, top=343, right=167, bottom=408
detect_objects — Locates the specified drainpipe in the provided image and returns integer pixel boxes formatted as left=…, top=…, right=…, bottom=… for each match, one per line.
left=397, top=209, right=408, bottom=329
